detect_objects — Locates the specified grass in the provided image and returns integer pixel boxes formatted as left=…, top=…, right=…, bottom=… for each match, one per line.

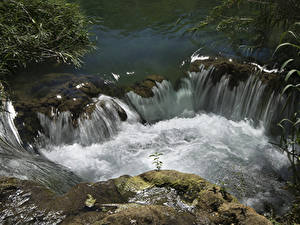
left=0, top=0, right=94, bottom=77
left=190, top=0, right=300, bottom=57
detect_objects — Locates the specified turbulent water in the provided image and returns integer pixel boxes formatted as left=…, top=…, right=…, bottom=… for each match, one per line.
left=42, top=113, right=291, bottom=212
left=127, top=65, right=296, bottom=132
left=0, top=102, right=82, bottom=194
left=30, top=66, right=296, bottom=214
left=1, top=61, right=297, bottom=213
left=1, top=0, right=297, bottom=219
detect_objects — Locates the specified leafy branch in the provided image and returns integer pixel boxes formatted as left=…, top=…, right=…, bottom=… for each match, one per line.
left=275, top=25, right=300, bottom=184
left=0, top=0, right=95, bottom=77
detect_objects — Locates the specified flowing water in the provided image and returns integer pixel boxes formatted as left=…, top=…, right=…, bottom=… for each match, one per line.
left=41, top=114, right=291, bottom=212
left=0, top=0, right=297, bottom=216
left=0, top=102, right=81, bottom=194
left=0, top=68, right=295, bottom=213
left=35, top=67, right=295, bottom=213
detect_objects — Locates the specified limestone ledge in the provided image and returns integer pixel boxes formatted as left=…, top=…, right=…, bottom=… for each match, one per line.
left=0, top=170, right=271, bottom=225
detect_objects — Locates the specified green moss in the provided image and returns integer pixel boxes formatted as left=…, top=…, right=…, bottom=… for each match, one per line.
left=125, top=75, right=166, bottom=98
left=0, top=171, right=272, bottom=225
left=140, top=170, right=209, bottom=200
left=85, top=194, right=96, bottom=208
left=114, top=175, right=153, bottom=198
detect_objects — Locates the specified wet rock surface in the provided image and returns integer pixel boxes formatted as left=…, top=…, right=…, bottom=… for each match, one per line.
left=0, top=170, right=271, bottom=225
left=7, top=72, right=166, bottom=145
left=125, top=74, right=166, bottom=98
left=190, top=58, right=285, bottom=91
left=8, top=73, right=127, bottom=144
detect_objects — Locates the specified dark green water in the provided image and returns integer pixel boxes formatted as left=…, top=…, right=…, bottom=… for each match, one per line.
left=75, top=0, right=221, bottom=84
left=11, top=0, right=272, bottom=89
left=75, top=0, right=273, bottom=84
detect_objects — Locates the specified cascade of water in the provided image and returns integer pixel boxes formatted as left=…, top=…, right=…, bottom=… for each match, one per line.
left=0, top=101, right=82, bottom=193
left=42, top=113, right=292, bottom=214
left=127, top=80, right=195, bottom=122
left=127, top=66, right=296, bottom=131
left=0, top=102, right=24, bottom=152
left=38, top=95, right=140, bottom=146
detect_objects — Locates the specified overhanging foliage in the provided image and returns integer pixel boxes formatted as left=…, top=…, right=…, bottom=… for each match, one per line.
left=0, top=0, right=94, bottom=77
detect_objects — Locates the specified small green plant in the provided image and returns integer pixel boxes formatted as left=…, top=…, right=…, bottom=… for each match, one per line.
left=149, top=152, right=163, bottom=171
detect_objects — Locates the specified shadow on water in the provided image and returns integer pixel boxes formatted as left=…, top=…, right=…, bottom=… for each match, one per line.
left=9, top=0, right=273, bottom=96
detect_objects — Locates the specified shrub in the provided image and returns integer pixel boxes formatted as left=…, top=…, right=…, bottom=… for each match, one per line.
left=0, top=0, right=94, bottom=77
left=190, top=0, right=300, bottom=56
left=276, top=26, right=300, bottom=184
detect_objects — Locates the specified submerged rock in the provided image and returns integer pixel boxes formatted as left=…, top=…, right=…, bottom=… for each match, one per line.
left=0, top=170, right=271, bottom=225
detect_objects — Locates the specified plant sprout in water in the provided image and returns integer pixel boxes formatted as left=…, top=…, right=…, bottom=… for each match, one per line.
left=149, top=152, right=163, bottom=171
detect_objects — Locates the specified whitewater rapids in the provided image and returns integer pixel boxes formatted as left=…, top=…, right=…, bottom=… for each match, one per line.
left=41, top=112, right=291, bottom=213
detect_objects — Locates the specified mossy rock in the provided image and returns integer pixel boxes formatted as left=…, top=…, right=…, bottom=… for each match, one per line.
left=8, top=73, right=129, bottom=144
left=190, top=58, right=285, bottom=92
left=126, top=74, right=166, bottom=98
left=93, top=205, right=196, bottom=225
left=0, top=170, right=272, bottom=225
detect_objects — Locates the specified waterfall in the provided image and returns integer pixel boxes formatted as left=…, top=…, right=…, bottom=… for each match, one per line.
left=0, top=64, right=296, bottom=213
left=0, top=101, right=82, bottom=193
left=38, top=95, right=140, bottom=147
left=127, top=65, right=297, bottom=132
left=0, top=101, right=24, bottom=152
left=41, top=113, right=292, bottom=214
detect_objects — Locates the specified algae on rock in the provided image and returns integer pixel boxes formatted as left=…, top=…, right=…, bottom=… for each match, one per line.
left=0, top=170, right=272, bottom=225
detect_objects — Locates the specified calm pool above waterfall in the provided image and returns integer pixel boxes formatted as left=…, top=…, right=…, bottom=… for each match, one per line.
left=75, top=0, right=271, bottom=84
left=0, top=0, right=294, bottom=216
left=10, top=0, right=271, bottom=89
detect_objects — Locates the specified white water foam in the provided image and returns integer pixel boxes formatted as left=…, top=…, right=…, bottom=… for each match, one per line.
left=0, top=101, right=82, bottom=193
left=0, top=101, right=23, bottom=149
left=127, top=66, right=297, bottom=132
left=41, top=113, right=291, bottom=213
left=38, top=95, right=140, bottom=146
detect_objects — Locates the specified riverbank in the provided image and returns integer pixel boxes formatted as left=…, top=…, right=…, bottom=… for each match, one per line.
left=0, top=170, right=271, bottom=225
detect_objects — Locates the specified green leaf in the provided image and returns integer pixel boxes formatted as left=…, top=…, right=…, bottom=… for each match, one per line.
left=281, top=84, right=300, bottom=95
left=294, top=118, right=300, bottom=127
left=281, top=84, right=294, bottom=95
left=281, top=59, right=294, bottom=71
left=278, top=118, right=294, bottom=125
left=274, top=42, right=300, bottom=56
left=285, top=69, right=300, bottom=81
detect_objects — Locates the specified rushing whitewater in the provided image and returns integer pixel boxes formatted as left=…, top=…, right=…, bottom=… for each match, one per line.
left=42, top=113, right=291, bottom=213
left=127, top=66, right=296, bottom=131
left=0, top=101, right=82, bottom=193
left=36, top=65, right=296, bottom=213
left=1, top=65, right=296, bottom=213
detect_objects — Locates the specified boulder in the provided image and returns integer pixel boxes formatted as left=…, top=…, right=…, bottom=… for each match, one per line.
left=8, top=73, right=127, bottom=144
left=126, top=74, right=166, bottom=98
left=190, top=58, right=285, bottom=91
left=0, top=170, right=272, bottom=225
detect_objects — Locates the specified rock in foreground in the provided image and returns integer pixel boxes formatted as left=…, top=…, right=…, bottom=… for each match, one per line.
left=0, top=170, right=271, bottom=225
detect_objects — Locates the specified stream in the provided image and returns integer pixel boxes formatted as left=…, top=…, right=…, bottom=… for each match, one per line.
left=0, top=0, right=296, bottom=216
